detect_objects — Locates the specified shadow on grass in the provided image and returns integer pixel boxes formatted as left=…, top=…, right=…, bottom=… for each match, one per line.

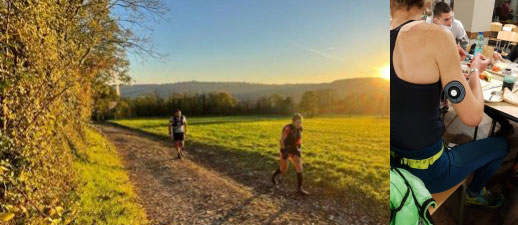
left=134, top=120, right=272, bottom=130
left=65, top=134, right=89, bottom=163
left=101, top=121, right=387, bottom=222
left=188, top=119, right=280, bottom=126
left=116, top=116, right=287, bottom=129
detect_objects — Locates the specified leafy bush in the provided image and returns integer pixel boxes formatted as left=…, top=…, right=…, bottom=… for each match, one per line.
left=0, top=0, right=163, bottom=223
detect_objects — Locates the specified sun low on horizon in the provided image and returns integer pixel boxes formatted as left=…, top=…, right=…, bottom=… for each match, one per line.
left=380, top=64, right=390, bottom=80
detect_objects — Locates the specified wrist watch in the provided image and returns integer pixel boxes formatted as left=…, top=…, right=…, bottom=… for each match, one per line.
left=467, top=68, right=479, bottom=79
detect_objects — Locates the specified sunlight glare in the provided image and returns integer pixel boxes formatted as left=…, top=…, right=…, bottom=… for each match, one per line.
left=380, top=65, right=390, bottom=80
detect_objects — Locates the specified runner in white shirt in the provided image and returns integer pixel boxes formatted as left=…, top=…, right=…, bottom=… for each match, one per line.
left=168, top=109, right=188, bottom=159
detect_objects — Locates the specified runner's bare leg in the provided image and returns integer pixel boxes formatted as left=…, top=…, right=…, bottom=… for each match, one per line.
left=291, top=155, right=303, bottom=173
left=180, top=140, right=184, bottom=156
left=279, top=153, right=289, bottom=173
left=291, top=155, right=309, bottom=195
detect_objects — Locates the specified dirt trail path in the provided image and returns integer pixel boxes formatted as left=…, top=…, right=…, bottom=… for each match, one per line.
left=97, top=123, right=378, bottom=225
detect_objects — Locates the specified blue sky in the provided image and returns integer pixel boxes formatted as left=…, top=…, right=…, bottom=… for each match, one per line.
left=128, top=0, right=388, bottom=84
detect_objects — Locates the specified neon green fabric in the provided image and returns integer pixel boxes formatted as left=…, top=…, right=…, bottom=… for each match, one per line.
left=390, top=146, right=444, bottom=169
left=390, top=168, right=436, bottom=225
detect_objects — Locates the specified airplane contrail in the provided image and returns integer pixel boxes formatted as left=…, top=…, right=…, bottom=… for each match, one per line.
left=290, top=43, right=344, bottom=62
left=290, top=42, right=385, bottom=74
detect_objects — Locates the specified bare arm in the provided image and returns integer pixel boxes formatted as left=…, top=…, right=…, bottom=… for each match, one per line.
left=434, top=28, right=486, bottom=127
left=280, top=128, right=288, bottom=149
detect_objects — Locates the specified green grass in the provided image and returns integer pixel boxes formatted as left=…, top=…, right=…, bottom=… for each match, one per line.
left=71, top=128, right=148, bottom=225
left=111, top=115, right=389, bottom=216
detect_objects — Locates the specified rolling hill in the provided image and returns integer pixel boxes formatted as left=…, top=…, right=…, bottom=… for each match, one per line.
left=120, top=77, right=389, bottom=102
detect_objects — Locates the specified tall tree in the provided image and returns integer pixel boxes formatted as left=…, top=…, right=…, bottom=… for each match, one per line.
left=299, top=91, right=318, bottom=117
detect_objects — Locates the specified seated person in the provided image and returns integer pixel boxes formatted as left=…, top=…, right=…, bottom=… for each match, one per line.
left=427, top=2, right=470, bottom=50
left=500, top=1, right=514, bottom=22
left=391, top=0, right=509, bottom=208
left=496, top=45, right=518, bottom=63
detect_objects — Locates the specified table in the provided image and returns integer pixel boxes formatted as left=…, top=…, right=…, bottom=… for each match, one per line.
left=486, top=102, right=518, bottom=135
left=473, top=103, right=517, bottom=139
left=472, top=72, right=518, bottom=139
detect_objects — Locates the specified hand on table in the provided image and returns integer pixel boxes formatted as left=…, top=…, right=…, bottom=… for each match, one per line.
left=491, top=51, right=504, bottom=65
left=458, top=44, right=467, bottom=61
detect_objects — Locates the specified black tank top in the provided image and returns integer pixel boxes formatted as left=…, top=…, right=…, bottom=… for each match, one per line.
left=283, top=124, right=302, bottom=149
left=390, top=20, right=445, bottom=150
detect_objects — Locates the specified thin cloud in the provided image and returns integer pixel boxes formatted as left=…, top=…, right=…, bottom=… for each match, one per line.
left=290, top=42, right=386, bottom=76
left=290, top=43, right=344, bottom=62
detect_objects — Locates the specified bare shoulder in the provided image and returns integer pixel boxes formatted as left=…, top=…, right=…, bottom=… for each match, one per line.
left=282, top=125, right=290, bottom=132
left=399, top=22, right=453, bottom=42
left=400, top=23, right=456, bottom=57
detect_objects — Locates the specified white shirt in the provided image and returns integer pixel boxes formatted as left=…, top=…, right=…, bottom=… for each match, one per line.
left=170, top=116, right=187, bottom=133
left=426, top=17, right=469, bottom=50
left=451, top=19, right=469, bottom=50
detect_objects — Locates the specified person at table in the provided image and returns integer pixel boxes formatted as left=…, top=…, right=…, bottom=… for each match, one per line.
left=495, top=45, right=518, bottom=63
left=391, top=0, right=509, bottom=209
left=504, top=47, right=518, bottom=62
left=500, top=1, right=514, bottom=22
left=426, top=2, right=469, bottom=50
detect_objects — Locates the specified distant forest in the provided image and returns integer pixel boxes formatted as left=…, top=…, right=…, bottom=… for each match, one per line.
left=93, top=88, right=389, bottom=120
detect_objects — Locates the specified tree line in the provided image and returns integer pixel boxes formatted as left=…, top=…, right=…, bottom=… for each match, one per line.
left=92, top=88, right=389, bottom=120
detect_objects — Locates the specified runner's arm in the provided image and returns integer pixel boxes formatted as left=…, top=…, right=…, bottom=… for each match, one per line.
left=280, top=128, right=288, bottom=149
left=168, top=122, right=171, bottom=136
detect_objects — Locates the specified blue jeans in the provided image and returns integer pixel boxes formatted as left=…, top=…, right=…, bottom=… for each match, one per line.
left=391, top=137, right=508, bottom=194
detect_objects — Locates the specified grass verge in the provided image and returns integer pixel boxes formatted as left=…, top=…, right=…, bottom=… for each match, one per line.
left=69, top=127, right=148, bottom=225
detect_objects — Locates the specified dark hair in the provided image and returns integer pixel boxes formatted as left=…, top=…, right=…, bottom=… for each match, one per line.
left=392, top=0, right=427, bottom=10
left=433, top=2, right=451, bottom=18
left=175, top=109, right=181, bottom=113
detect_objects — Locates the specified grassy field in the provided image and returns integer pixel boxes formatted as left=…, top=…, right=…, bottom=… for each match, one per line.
left=69, top=128, right=148, bottom=225
left=111, top=115, right=389, bottom=214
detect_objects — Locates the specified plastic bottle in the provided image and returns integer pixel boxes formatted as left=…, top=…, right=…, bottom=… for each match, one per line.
left=474, top=32, right=484, bottom=56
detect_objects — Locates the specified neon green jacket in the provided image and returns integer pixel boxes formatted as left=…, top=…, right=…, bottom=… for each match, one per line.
left=390, top=168, right=436, bottom=225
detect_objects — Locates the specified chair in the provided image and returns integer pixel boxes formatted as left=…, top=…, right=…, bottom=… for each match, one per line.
left=504, top=24, right=516, bottom=32
left=496, top=31, right=518, bottom=52
left=489, top=22, right=503, bottom=46
left=491, top=22, right=503, bottom=32
left=429, top=179, right=468, bottom=225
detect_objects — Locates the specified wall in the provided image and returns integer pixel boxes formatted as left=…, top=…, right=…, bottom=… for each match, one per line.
left=454, top=0, right=475, bottom=31
left=454, top=0, right=495, bottom=32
